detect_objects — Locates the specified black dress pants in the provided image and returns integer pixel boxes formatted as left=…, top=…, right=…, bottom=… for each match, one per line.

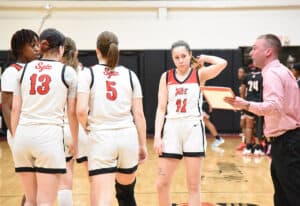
left=271, top=128, right=300, bottom=206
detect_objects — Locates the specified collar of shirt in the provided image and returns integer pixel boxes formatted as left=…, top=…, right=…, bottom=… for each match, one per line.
left=262, top=59, right=280, bottom=74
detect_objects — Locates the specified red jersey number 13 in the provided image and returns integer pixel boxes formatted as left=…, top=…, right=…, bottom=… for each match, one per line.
left=29, top=74, right=51, bottom=95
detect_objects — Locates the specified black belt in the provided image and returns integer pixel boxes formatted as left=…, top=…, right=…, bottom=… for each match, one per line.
left=270, top=127, right=300, bottom=143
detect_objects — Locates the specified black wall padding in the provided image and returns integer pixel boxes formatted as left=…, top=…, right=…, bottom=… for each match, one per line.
left=141, top=51, right=167, bottom=133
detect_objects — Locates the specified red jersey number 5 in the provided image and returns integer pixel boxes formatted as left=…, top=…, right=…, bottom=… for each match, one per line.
left=106, top=81, right=117, bottom=101
left=29, top=74, right=51, bottom=95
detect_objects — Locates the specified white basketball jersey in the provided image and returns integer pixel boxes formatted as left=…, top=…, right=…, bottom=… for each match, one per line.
left=166, top=68, right=202, bottom=120
left=1, top=63, right=24, bottom=93
left=77, top=64, right=143, bottom=130
left=17, top=60, right=75, bottom=126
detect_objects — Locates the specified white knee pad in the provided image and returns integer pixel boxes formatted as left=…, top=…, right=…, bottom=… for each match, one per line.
left=57, top=189, right=73, bottom=206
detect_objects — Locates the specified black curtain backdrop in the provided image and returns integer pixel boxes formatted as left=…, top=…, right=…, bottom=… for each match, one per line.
left=0, top=49, right=243, bottom=134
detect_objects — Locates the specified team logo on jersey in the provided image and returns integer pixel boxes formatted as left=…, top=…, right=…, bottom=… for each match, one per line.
left=175, top=87, right=188, bottom=96
left=35, top=62, right=52, bottom=72
left=103, top=67, right=119, bottom=78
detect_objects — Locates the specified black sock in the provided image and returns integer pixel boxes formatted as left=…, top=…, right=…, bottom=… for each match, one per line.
left=246, top=143, right=253, bottom=150
left=215, top=135, right=221, bottom=140
left=115, top=179, right=137, bottom=206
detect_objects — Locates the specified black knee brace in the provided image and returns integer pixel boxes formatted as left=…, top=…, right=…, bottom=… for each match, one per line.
left=115, top=179, right=137, bottom=206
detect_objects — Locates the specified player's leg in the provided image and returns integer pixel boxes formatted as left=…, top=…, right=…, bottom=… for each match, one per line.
left=90, top=173, right=116, bottom=206
left=114, top=127, right=141, bottom=206
left=243, top=114, right=255, bottom=155
left=182, top=119, right=205, bottom=205
left=58, top=125, right=74, bottom=206
left=88, top=130, right=118, bottom=206
left=156, top=158, right=180, bottom=206
left=58, top=158, right=74, bottom=206
left=253, top=116, right=265, bottom=156
left=34, top=125, right=66, bottom=206
left=36, top=173, right=61, bottom=206
left=184, top=157, right=203, bottom=206
left=237, top=113, right=247, bottom=150
left=18, top=172, right=37, bottom=206
left=156, top=120, right=183, bottom=205
left=203, top=113, right=224, bottom=148
left=12, top=125, right=38, bottom=206
left=115, top=173, right=137, bottom=206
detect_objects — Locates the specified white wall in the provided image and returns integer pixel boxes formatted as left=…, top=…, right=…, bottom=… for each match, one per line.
left=0, top=0, right=300, bottom=50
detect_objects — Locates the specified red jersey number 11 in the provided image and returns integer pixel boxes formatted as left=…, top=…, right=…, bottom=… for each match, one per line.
left=176, top=98, right=187, bottom=113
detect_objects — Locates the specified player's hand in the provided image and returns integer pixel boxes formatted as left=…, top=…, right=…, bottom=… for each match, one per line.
left=224, top=96, right=249, bottom=110
left=153, top=137, right=163, bottom=156
left=196, top=55, right=206, bottom=67
left=68, top=142, right=78, bottom=159
left=138, top=145, right=148, bottom=165
left=209, top=105, right=213, bottom=113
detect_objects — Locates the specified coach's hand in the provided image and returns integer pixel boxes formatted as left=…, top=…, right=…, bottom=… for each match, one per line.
left=224, top=96, right=250, bottom=110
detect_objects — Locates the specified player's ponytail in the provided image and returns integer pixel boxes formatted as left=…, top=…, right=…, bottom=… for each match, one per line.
left=107, top=42, right=119, bottom=69
left=40, top=28, right=65, bottom=54
left=191, top=56, right=203, bottom=70
left=62, top=37, right=79, bottom=69
left=97, top=31, right=119, bottom=69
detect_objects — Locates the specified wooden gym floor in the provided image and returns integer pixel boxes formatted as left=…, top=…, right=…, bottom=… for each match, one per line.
left=0, top=135, right=274, bottom=206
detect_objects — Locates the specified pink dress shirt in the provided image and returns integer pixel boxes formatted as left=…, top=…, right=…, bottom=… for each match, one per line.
left=248, top=60, right=300, bottom=137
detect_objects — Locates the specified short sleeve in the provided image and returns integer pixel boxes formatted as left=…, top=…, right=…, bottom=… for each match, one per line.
left=77, top=67, right=92, bottom=94
left=64, top=66, right=78, bottom=98
left=1, top=67, right=19, bottom=92
left=131, top=71, right=143, bottom=98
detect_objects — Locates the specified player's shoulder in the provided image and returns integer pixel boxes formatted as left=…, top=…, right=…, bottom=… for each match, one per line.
left=116, top=64, right=130, bottom=72
left=4, top=63, right=24, bottom=72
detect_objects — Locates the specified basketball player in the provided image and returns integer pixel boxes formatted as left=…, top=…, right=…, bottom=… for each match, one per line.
left=76, top=31, right=147, bottom=206
left=1, top=29, right=40, bottom=206
left=236, top=67, right=247, bottom=151
left=10, top=28, right=78, bottom=206
left=154, top=40, right=227, bottom=206
left=240, top=67, right=264, bottom=156
left=291, top=63, right=300, bottom=88
left=202, top=98, right=225, bottom=149
left=58, top=37, right=89, bottom=206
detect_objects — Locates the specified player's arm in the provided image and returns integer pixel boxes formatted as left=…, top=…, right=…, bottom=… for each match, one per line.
left=11, top=85, right=22, bottom=137
left=130, top=71, right=147, bottom=164
left=154, top=73, right=168, bottom=155
left=240, top=84, right=246, bottom=99
left=132, top=97, right=147, bottom=164
left=1, top=92, right=13, bottom=134
left=197, top=55, right=227, bottom=83
left=1, top=68, right=17, bottom=134
left=76, top=68, right=91, bottom=132
left=76, top=93, right=89, bottom=131
left=66, top=67, right=79, bottom=156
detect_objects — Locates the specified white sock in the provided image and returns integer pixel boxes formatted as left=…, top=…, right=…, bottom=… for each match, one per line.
left=57, top=189, right=73, bottom=206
